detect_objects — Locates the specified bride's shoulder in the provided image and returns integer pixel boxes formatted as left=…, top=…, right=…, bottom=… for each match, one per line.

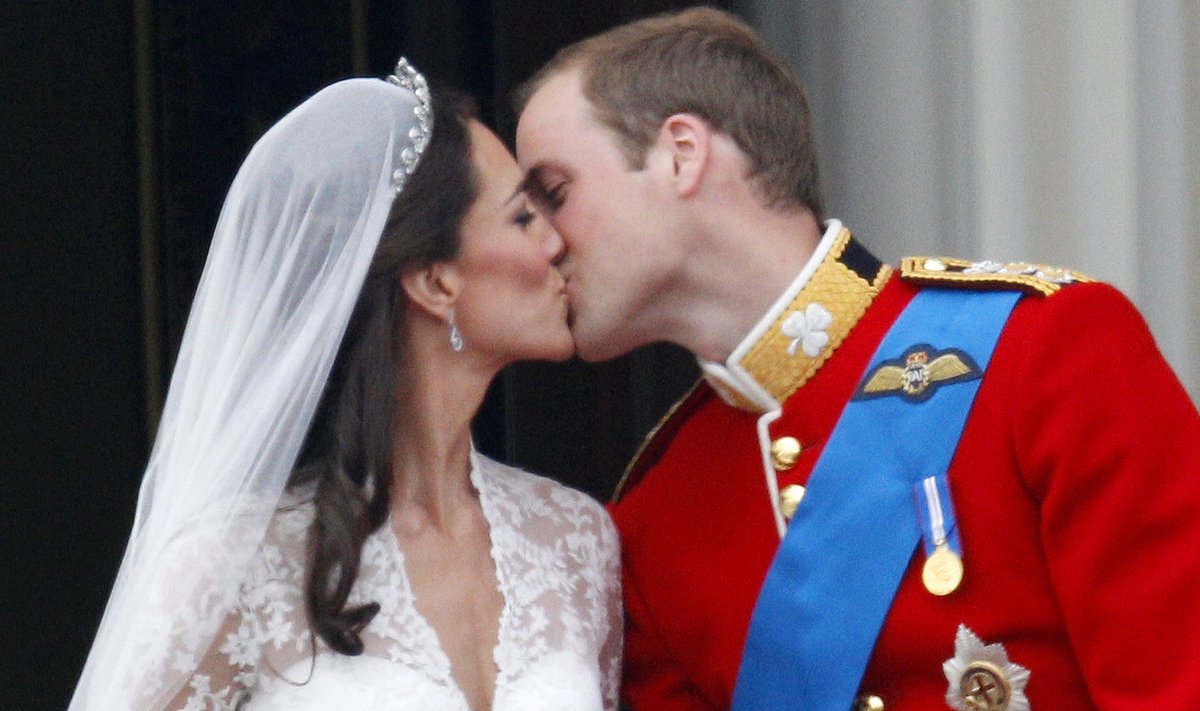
left=160, top=487, right=313, bottom=557
left=476, top=454, right=613, bottom=535
left=267, top=488, right=317, bottom=540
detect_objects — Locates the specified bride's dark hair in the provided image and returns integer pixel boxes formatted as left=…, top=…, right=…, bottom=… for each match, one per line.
left=288, top=88, right=478, bottom=655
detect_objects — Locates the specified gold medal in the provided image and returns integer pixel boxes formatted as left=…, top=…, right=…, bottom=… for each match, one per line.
left=922, top=543, right=963, bottom=596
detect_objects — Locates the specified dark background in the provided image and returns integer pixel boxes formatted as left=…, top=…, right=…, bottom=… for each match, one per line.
left=2, top=1, right=738, bottom=707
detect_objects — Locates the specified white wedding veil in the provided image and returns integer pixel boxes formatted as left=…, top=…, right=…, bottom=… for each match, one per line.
left=69, top=60, right=432, bottom=710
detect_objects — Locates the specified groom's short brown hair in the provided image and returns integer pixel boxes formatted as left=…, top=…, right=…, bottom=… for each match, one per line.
left=516, top=7, right=823, bottom=217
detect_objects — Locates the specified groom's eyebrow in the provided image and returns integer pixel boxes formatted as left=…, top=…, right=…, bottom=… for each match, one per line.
left=504, top=169, right=543, bottom=206
left=517, top=168, right=548, bottom=200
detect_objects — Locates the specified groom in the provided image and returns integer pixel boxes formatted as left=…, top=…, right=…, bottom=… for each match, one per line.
left=516, top=7, right=1200, bottom=711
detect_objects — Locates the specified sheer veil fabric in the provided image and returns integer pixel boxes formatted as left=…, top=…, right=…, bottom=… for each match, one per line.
left=69, top=64, right=431, bottom=710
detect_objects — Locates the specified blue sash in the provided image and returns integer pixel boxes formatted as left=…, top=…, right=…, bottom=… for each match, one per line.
left=731, top=288, right=1021, bottom=711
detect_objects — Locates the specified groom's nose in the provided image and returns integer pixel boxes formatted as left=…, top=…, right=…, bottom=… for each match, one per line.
left=542, top=222, right=566, bottom=266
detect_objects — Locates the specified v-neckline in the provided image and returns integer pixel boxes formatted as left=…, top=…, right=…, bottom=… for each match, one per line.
left=383, top=451, right=510, bottom=711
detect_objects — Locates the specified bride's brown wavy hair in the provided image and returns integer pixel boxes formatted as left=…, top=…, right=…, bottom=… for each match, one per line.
left=288, top=88, right=477, bottom=656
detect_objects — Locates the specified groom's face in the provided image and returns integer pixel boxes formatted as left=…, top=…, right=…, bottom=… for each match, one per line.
left=516, top=69, right=677, bottom=361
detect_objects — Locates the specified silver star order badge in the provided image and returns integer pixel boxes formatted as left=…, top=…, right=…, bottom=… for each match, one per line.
left=942, top=625, right=1031, bottom=711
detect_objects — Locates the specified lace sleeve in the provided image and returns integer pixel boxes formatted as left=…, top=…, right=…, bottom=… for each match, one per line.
left=88, top=500, right=318, bottom=711
left=598, top=508, right=623, bottom=711
left=81, top=514, right=266, bottom=711
left=154, top=503, right=312, bottom=710
left=161, top=606, right=253, bottom=711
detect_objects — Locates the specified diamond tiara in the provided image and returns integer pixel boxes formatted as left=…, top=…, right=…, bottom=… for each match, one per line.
left=385, top=57, right=433, bottom=193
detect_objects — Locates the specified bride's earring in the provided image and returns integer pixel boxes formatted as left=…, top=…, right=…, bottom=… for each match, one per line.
left=448, top=308, right=464, bottom=352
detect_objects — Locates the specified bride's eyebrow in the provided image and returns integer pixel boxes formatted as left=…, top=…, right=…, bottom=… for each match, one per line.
left=504, top=183, right=526, bottom=206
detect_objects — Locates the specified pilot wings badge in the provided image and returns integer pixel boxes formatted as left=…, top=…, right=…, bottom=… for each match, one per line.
left=853, top=344, right=981, bottom=403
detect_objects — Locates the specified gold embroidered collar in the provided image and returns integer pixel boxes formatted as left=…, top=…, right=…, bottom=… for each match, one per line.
left=700, top=221, right=892, bottom=413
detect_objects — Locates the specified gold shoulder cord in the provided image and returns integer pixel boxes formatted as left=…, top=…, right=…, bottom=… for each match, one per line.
left=900, top=256, right=1093, bottom=297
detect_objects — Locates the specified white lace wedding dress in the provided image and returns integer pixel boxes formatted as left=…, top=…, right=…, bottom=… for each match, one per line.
left=163, top=454, right=621, bottom=711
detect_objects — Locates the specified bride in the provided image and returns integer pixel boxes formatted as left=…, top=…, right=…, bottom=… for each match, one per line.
left=68, top=60, right=620, bottom=711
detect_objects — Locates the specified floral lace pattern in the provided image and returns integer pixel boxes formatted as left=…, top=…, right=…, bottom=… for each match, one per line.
left=154, top=455, right=620, bottom=711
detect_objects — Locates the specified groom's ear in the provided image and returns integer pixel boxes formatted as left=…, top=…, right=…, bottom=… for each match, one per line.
left=655, top=113, right=711, bottom=198
left=400, top=262, right=460, bottom=319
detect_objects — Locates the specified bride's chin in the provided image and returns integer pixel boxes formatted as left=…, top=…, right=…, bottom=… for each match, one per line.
left=548, top=331, right=577, bottom=362
left=543, top=310, right=575, bottom=361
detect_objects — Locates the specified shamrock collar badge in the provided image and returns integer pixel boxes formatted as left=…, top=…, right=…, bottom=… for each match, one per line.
left=782, top=302, right=834, bottom=358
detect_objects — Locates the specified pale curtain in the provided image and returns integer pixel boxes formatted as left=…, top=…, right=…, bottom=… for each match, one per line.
left=737, top=0, right=1200, bottom=402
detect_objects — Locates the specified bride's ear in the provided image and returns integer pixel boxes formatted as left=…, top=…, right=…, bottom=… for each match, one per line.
left=400, top=262, right=460, bottom=320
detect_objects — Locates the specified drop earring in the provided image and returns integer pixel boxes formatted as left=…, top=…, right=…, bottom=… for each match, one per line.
left=448, top=308, right=464, bottom=352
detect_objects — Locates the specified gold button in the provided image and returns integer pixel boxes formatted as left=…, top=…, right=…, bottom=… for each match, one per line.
left=778, top=484, right=806, bottom=520
left=855, top=694, right=885, bottom=711
left=770, top=436, right=802, bottom=470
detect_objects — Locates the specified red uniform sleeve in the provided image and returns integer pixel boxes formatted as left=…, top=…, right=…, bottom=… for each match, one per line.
left=621, top=562, right=718, bottom=710
left=1011, top=282, right=1200, bottom=707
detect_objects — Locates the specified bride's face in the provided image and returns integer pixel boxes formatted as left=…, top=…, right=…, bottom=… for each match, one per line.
left=450, top=121, right=574, bottom=364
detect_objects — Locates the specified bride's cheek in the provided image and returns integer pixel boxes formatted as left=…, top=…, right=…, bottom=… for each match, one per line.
left=505, top=252, right=554, bottom=290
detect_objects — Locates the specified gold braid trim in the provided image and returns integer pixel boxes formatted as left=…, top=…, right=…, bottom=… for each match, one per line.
left=736, top=229, right=891, bottom=404
left=615, top=230, right=891, bottom=501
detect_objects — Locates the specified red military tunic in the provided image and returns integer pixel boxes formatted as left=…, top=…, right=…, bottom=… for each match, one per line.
left=610, top=223, right=1200, bottom=710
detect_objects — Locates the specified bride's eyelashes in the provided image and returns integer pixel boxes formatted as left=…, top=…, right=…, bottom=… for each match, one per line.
left=513, top=204, right=537, bottom=228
